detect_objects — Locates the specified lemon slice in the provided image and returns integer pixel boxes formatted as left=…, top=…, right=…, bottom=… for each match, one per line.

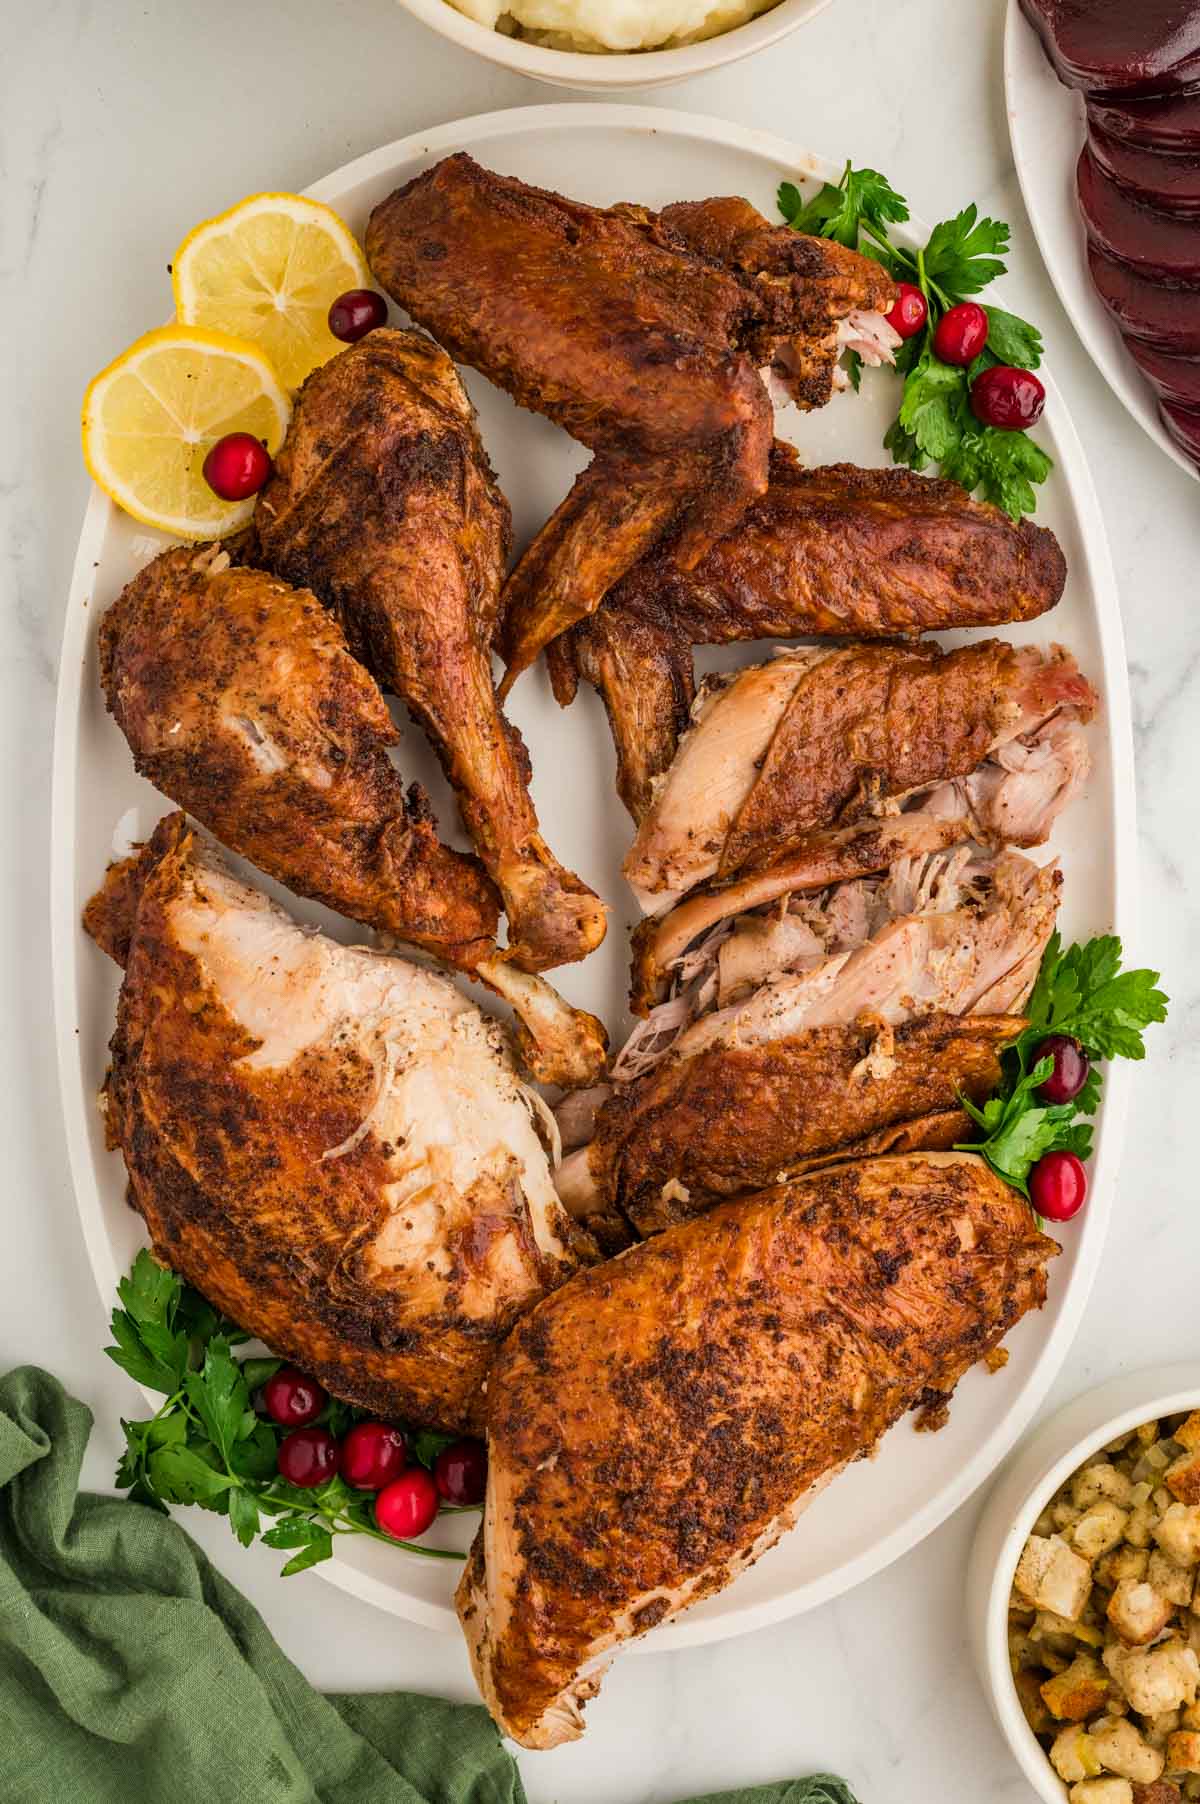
left=81, top=324, right=291, bottom=539
left=172, top=193, right=370, bottom=389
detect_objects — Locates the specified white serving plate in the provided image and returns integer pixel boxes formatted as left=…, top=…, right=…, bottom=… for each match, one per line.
left=1004, top=0, right=1199, bottom=484
left=52, top=104, right=1136, bottom=1651
left=967, top=1364, right=1200, bottom=1804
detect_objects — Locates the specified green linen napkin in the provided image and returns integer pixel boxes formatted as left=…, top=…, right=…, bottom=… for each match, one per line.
left=0, top=1366, right=861, bottom=1804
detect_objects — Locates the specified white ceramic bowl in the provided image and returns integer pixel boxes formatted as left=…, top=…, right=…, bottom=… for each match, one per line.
left=394, top=0, right=835, bottom=90
left=968, top=1364, right=1200, bottom=1803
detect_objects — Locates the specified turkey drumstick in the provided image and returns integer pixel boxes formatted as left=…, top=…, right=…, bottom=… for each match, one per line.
left=253, top=328, right=605, bottom=975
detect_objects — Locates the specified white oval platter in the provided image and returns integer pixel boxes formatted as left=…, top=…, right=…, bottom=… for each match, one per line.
left=1004, top=0, right=1198, bottom=484
left=53, top=104, right=1136, bottom=1650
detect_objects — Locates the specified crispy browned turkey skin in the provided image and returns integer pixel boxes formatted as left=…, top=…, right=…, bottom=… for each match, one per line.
left=573, top=1014, right=1021, bottom=1234
left=549, top=445, right=1069, bottom=819
left=253, top=328, right=605, bottom=975
left=99, top=543, right=498, bottom=965
left=365, top=156, right=893, bottom=693
left=87, top=815, right=588, bottom=1433
left=98, top=543, right=607, bottom=1090
left=625, top=640, right=1098, bottom=905
left=459, top=1152, right=1058, bottom=1747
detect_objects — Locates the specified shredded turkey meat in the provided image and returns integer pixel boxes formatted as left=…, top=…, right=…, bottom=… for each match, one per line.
left=625, top=639, right=1096, bottom=910
left=611, top=843, right=1060, bottom=1082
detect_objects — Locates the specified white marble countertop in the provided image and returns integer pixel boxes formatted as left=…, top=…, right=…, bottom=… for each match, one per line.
left=2, top=0, right=1198, bottom=1797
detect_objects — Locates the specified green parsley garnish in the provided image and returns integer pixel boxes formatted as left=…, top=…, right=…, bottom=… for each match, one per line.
left=106, top=1251, right=467, bottom=1574
left=777, top=164, right=1052, bottom=520
left=955, top=933, right=1168, bottom=1196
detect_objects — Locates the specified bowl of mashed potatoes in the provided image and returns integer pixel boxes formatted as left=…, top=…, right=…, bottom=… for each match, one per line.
left=394, top=0, right=836, bottom=88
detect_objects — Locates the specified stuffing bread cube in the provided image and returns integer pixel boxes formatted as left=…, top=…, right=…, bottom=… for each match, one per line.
left=1156, top=1509, right=1200, bottom=1569
left=1109, top=1582, right=1178, bottom=1647
left=1129, top=1783, right=1185, bottom=1803
left=1053, top=1724, right=1103, bottom=1783
left=1167, top=1732, right=1200, bottom=1775
left=1150, top=1554, right=1197, bottom=1610
left=1017, top=1535, right=1095, bottom=1621
left=1069, top=1779, right=1134, bottom=1803
left=1176, top=1417, right=1200, bottom=1454
left=1089, top=1717, right=1165, bottom=1784
left=1129, top=1505, right=1161, bottom=1550
left=1100, top=1548, right=1152, bottom=1590
left=1077, top=1504, right=1135, bottom=1561
left=1076, top=1465, right=1137, bottom=1511
left=1105, top=1644, right=1200, bottom=1718
left=1168, top=1456, right=1200, bottom=1509
left=1043, top=1655, right=1113, bottom=1721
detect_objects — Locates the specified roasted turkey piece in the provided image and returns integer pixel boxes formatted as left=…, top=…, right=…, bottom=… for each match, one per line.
left=549, top=445, right=1070, bottom=820
left=560, top=843, right=1059, bottom=1232
left=85, top=815, right=587, bottom=1434
left=625, top=639, right=1097, bottom=909
left=459, top=1152, right=1058, bottom=1747
left=253, top=328, right=605, bottom=976
left=561, top=1014, right=1022, bottom=1237
left=365, top=156, right=894, bottom=693
left=98, top=543, right=606, bottom=1090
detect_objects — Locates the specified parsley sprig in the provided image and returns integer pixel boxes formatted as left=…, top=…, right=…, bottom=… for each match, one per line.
left=106, top=1252, right=466, bottom=1575
left=778, top=164, right=1052, bottom=521
left=954, top=934, right=1168, bottom=1195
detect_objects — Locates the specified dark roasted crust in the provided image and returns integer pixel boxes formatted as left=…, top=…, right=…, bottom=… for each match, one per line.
left=100, top=542, right=500, bottom=965
left=251, top=327, right=604, bottom=975
left=563, top=445, right=1067, bottom=822
left=720, top=639, right=1021, bottom=878
left=365, top=156, right=776, bottom=686
left=589, top=1014, right=1024, bottom=1233
left=659, top=200, right=897, bottom=410
left=471, top=1152, right=1058, bottom=1743
left=95, top=816, right=563, bottom=1433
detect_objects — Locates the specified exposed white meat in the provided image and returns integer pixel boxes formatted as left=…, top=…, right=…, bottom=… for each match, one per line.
left=625, top=650, right=832, bottom=912
left=679, top=849, right=1060, bottom=1058
left=624, top=645, right=1094, bottom=911
left=613, top=845, right=1060, bottom=1080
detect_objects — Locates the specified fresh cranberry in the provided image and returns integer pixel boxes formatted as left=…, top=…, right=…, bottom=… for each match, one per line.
left=375, top=1468, right=439, bottom=1541
left=434, top=1438, right=488, bottom=1506
left=277, top=1426, right=340, bottom=1488
left=340, top=1422, right=407, bottom=1491
left=884, top=282, right=928, bottom=341
left=1033, top=1035, right=1090, bottom=1106
left=201, top=432, right=272, bottom=501
left=1030, top=1150, right=1088, bottom=1223
left=262, top=1365, right=327, bottom=1428
left=971, top=365, right=1046, bottom=431
left=328, top=289, right=388, bottom=342
left=932, top=301, right=990, bottom=367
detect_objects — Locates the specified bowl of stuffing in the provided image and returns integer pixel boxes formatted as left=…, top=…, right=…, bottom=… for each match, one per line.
left=969, top=1366, right=1200, bottom=1804
left=393, top=0, right=836, bottom=89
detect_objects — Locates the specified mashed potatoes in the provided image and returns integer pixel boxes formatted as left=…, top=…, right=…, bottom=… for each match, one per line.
left=445, top=0, right=780, bottom=53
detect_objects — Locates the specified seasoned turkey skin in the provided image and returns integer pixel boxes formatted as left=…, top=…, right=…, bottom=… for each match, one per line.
left=98, top=541, right=606, bottom=1091
left=87, top=816, right=587, bottom=1433
left=460, top=1152, right=1058, bottom=1747
left=572, top=1014, right=1022, bottom=1235
left=253, top=328, right=605, bottom=976
left=625, top=639, right=1097, bottom=905
left=99, top=543, right=499, bottom=965
left=552, top=446, right=1069, bottom=820
left=366, top=158, right=891, bottom=693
